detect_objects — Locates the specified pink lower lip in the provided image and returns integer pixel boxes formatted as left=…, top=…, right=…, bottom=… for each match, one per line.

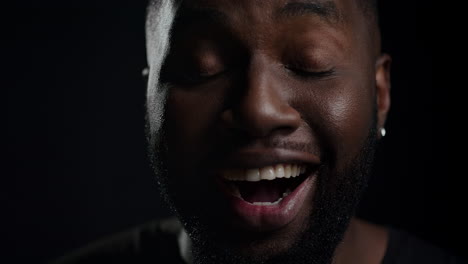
left=217, top=174, right=316, bottom=232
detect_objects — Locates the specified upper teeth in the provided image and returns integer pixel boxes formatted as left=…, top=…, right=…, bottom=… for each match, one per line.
left=222, top=164, right=307, bottom=182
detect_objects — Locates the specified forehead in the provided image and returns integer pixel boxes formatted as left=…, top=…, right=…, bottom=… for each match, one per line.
left=172, top=0, right=364, bottom=48
left=177, top=0, right=358, bottom=28
left=168, top=0, right=365, bottom=59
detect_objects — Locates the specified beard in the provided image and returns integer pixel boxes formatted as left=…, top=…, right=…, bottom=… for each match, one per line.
left=147, top=114, right=378, bottom=264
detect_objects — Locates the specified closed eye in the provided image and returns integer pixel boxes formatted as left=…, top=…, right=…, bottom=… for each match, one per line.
left=285, top=66, right=336, bottom=79
left=160, top=68, right=228, bottom=85
left=186, top=70, right=228, bottom=84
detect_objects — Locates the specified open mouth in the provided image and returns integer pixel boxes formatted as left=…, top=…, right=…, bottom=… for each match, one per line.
left=220, top=164, right=310, bottom=206
left=215, top=162, right=318, bottom=231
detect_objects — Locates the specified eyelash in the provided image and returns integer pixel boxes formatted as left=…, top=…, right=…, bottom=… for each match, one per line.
left=285, top=66, right=336, bottom=79
left=176, top=70, right=227, bottom=85
left=161, top=65, right=335, bottom=85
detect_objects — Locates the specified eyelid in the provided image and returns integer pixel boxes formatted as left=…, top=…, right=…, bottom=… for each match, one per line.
left=285, top=65, right=336, bottom=79
left=197, top=67, right=226, bottom=77
left=173, top=68, right=228, bottom=85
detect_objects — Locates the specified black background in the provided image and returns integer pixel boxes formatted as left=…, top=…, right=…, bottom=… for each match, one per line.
left=5, top=1, right=462, bottom=263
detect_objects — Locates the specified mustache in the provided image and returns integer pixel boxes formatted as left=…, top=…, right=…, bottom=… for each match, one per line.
left=207, top=135, right=322, bottom=161
left=269, top=139, right=319, bottom=155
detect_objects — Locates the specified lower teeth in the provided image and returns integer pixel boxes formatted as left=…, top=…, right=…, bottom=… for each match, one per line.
left=247, top=188, right=293, bottom=206
left=251, top=198, right=282, bottom=206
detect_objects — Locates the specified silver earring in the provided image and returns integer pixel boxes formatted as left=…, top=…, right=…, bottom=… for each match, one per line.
left=380, top=128, right=386, bottom=137
left=142, top=67, right=149, bottom=77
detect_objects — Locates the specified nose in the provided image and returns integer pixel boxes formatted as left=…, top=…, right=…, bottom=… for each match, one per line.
left=221, top=56, right=301, bottom=138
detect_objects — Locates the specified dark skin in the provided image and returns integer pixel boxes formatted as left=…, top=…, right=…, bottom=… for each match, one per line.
left=149, top=0, right=392, bottom=263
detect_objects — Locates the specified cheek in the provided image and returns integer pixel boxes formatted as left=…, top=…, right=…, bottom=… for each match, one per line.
left=332, top=82, right=374, bottom=156
left=165, top=88, right=225, bottom=159
left=299, top=77, right=375, bottom=162
left=328, top=86, right=373, bottom=154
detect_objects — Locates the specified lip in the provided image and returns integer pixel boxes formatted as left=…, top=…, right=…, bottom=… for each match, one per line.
left=215, top=148, right=320, bottom=232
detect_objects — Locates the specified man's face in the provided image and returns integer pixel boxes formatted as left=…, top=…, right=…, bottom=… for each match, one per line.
left=147, top=0, right=390, bottom=263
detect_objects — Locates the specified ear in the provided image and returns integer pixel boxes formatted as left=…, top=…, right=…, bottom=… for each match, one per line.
left=375, top=54, right=392, bottom=138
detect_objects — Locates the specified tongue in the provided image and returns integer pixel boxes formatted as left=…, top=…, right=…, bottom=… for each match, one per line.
left=237, top=180, right=286, bottom=203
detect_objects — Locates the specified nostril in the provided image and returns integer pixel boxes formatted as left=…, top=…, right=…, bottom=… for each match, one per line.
left=221, top=109, right=234, bottom=124
left=220, top=109, right=241, bottom=131
left=220, top=104, right=301, bottom=138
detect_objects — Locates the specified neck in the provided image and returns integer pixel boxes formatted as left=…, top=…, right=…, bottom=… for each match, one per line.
left=178, top=217, right=388, bottom=264
left=332, top=217, right=388, bottom=264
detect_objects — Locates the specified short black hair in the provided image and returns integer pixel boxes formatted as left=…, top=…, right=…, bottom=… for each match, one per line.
left=359, top=0, right=379, bottom=22
left=361, top=0, right=382, bottom=55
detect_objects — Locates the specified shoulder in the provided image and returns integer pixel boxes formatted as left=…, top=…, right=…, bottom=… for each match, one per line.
left=382, top=228, right=464, bottom=264
left=51, top=217, right=185, bottom=264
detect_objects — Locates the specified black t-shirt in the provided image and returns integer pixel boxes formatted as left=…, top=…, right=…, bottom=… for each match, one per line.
left=52, top=218, right=464, bottom=264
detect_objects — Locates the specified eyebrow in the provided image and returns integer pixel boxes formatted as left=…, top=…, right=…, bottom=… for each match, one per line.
left=278, top=0, right=342, bottom=24
left=173, top=6, right=229, bottom=31
left=173, top=0, right=341, bottom=31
